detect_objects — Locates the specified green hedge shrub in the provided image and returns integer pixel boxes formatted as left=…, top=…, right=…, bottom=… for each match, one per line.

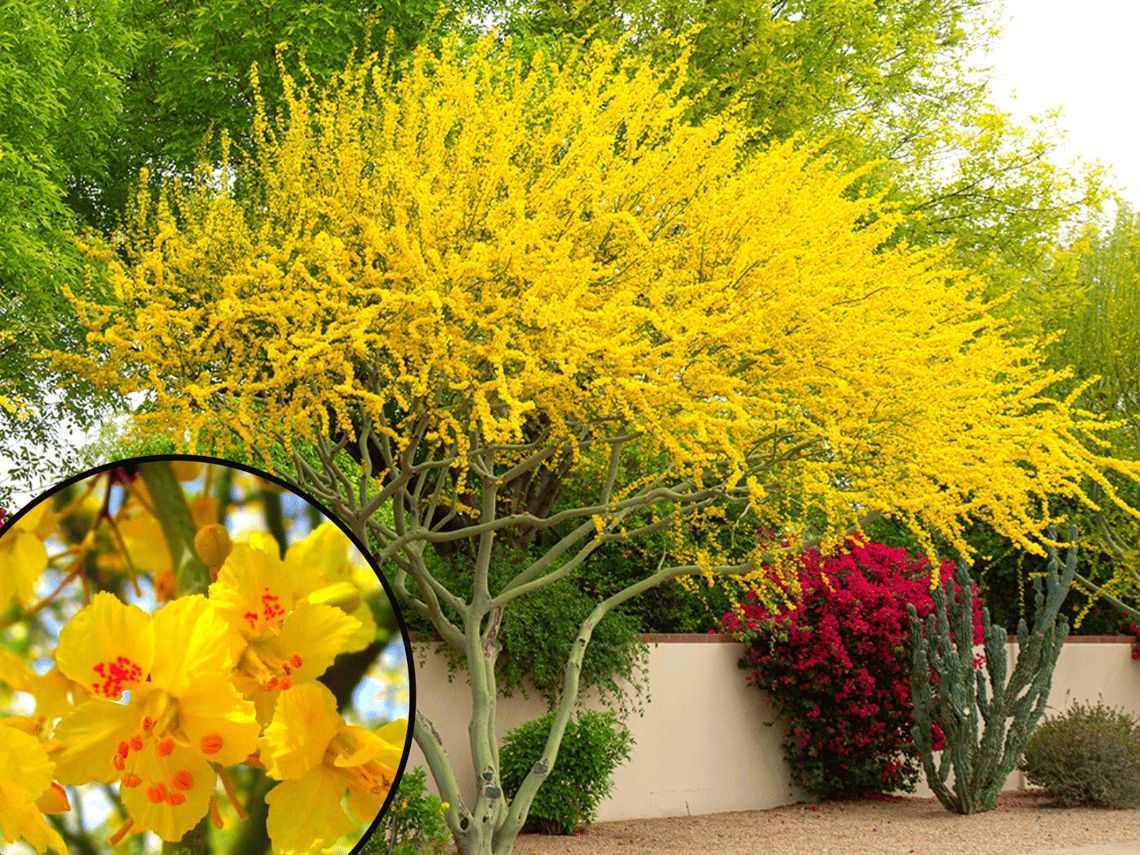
left=1018, top=698, right=1140, bottom=808
left=500, top=710, right=635, bottom=834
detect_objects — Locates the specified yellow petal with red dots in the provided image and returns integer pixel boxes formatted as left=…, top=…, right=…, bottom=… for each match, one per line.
left=120, top=741, right=214, bottom=842
left=177, top=673, right=261, bottom=766
left=260, top=682, right=340, bottom=781
left=149, top=595, right=234, bottom=695
left=265, top=767, right=356, bottom=855
left=209, top=543, right=293, bottom=638
left=50, top=697, right=141, bottom=784
left=56, top=592, right=154, bottom=700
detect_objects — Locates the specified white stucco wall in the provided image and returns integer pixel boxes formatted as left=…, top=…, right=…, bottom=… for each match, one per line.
left=406, top=635, right=1140, bottom=820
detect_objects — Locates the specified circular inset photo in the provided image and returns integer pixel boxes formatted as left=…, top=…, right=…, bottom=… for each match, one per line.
left=0, top=456, right=414, bottom=855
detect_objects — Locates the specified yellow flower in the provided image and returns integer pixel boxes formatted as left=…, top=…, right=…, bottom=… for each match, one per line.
left=51, top=593, right=260, bottom=841
left=0, top=650, right=74, bottom=721
left=259, top=682, right=406, bottom=855
left=282, top=523, right=377, bottom=653
left=0, top=719, right=68, bottom=854
left=0, top=501, right=52, bottom=609
left=209, top=538, right=363, bottom=722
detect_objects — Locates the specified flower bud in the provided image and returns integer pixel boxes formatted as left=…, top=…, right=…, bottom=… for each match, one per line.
left=194, top=524, right=232, bottom=569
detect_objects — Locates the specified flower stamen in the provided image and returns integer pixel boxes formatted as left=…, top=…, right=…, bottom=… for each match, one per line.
left=214, top=762, right=248, bottom=820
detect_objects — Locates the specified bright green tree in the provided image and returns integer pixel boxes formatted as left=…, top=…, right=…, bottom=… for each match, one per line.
left=0, top=0, right=132, bottom=502
left=1017, top=205, right=1140, bottom=623
left=494, top=0, right=1106, bottom=302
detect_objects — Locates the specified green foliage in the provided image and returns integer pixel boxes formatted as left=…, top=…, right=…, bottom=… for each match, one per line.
left=1018, top=698, right=1140, bottom=808
left=0, top=0, right=130, bottom=508
left=407, top=548, right=649, bottom=717
left=1013, top=204, right=1140, bottom=627
left=74, top=0, right=465, bottom=230
left=906, top=525, right=1078, bottom=814
left=500, top=710, right=635, bottom=835
left=495, top=0, right=1106, bottom=304
left=368, top=766, right=452, bottom=855
left=573, top=540, right=744, bottom=633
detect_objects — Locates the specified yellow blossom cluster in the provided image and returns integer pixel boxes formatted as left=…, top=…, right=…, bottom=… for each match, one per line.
left=0, top=462, right=408, bottom=854
left=58, top=34, right=1140, bottom=581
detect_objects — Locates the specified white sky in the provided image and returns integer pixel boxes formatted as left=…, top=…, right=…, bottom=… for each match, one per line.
left=983, top=0, right=1140, bottom=208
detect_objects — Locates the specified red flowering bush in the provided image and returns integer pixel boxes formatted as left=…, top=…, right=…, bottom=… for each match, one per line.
left=722, top=538, right=984, bottom=799
left=1129, top=622, right=1140, bottom=660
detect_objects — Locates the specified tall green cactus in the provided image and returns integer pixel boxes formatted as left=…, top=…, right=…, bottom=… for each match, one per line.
left=905, top=524, right=1077, bottom=814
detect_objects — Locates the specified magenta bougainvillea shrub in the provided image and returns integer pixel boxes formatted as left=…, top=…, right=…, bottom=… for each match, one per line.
left=722, top=538, right=984, bottom=799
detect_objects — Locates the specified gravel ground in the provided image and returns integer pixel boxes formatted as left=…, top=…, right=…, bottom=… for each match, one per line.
left=512, top=792, right=1140, bottom=855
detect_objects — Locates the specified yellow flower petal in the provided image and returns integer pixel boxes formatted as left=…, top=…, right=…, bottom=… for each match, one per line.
left=0, top=719, right=54, bottom=802
left=346, top=778, right=388, bottom=829
left=270, top=601, right=362, bottom=683
left=56, top=592, right=154, bottom=700
left=265, top=768, right=356, bottom=855
left=34, top=782, right=70, bottom=814
left=260, top=682, right=340, bottom=781
left=177, top=674, right=261, bottom=766
left=0, top=722, right=68, bottom=854
left=51, top=698, right=141, bottom=784
left=0, top=501, right=50, bottom=607
left=148, top=595, right=234, bottom=695
left=120, top=741, right=214, bottom=842
left=115, top=504, right=173, bottom=575
left=332, top=723, right=405, bottom=772
left=284, top=524, right=353, bottom=596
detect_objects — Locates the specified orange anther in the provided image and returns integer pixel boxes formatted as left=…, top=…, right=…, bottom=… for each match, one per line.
left=112, top=753, right=126, bottom=771
left=200, top=734, right=224, bottom=755
left=130, top=734, right=144, bottom=752
left=279, top=677, right=292, bottom=691
left=142, top=716, right=154, bottom=731
left=172, top=770, right=194, bottom=791
left=122, top=773, right=143, bottom=788
left=166, top=791, right=186, bottom=806
left=265, top=676, right=280, bottom=691
left=158, top=737, right=175, bottom=757
left=153, top=782, right=168, bottom=800
left=117, top=740, right=130, bottom=758
left=289, top=653, right=303, bottom=668
left=146, top=785, right=164, bottom=804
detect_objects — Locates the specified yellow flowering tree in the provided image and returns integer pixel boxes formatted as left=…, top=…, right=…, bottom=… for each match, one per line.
left=0, top=460, right=408, bottom=855
left=59, top=35, right=1140, bottom=855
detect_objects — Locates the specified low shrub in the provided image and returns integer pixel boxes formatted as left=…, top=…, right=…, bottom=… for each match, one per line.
left=367, top=766, right=452, bottom=855
left=500, top=709, right=635, bottom=834
left=1018, top=698, right=1140, bottom=808
left=722, top=538, right=983, bottom=799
